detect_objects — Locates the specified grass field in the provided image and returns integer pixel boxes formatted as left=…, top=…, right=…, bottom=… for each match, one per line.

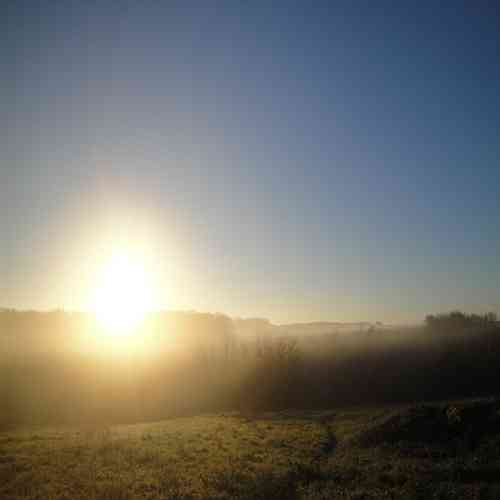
left=2, top=399, right=500, bottom=499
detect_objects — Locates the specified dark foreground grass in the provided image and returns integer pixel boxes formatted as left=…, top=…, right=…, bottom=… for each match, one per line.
left=1, top=399, right=500, bottom=499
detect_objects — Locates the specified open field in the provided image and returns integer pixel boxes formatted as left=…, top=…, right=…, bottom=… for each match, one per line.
left=2, top=399, right=500, bottom=499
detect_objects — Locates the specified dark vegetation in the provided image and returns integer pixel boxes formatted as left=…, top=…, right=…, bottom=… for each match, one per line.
left=1, top=309, right=499, bottom=428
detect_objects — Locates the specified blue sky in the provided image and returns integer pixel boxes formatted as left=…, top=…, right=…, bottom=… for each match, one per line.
left=2, top=2, right=499, bottom=323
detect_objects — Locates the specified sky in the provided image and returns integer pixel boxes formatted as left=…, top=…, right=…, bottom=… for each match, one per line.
left=2, top=1, right=500, bottom=324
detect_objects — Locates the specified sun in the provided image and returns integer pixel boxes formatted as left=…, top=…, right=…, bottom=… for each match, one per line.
left=93, top=252, right=155, bottom=334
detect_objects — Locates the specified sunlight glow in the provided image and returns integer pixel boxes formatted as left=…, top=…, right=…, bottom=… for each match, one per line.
left=93, top=252, right=156, bottom=334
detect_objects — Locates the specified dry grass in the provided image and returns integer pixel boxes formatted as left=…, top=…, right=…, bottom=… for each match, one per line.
left=2, top=400, right=500, bottom=499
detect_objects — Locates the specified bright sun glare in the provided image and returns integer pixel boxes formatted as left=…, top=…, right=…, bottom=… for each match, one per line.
left=93, top=253, right=155, bottom=334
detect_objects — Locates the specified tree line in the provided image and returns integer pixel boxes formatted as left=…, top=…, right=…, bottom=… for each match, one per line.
left=1, top=309, right=499, bottom=427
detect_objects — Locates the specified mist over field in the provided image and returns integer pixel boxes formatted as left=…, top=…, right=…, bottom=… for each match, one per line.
left=2, top=309, right=499, bottom=428
left=3, top=310, right=500, bottom=499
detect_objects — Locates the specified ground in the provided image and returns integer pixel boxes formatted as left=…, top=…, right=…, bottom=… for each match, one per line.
left=1, top=399, right=500, bottom=499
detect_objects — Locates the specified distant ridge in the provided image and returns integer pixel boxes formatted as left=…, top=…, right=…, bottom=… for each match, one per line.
left=274, top=321, right=374, bottom=336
